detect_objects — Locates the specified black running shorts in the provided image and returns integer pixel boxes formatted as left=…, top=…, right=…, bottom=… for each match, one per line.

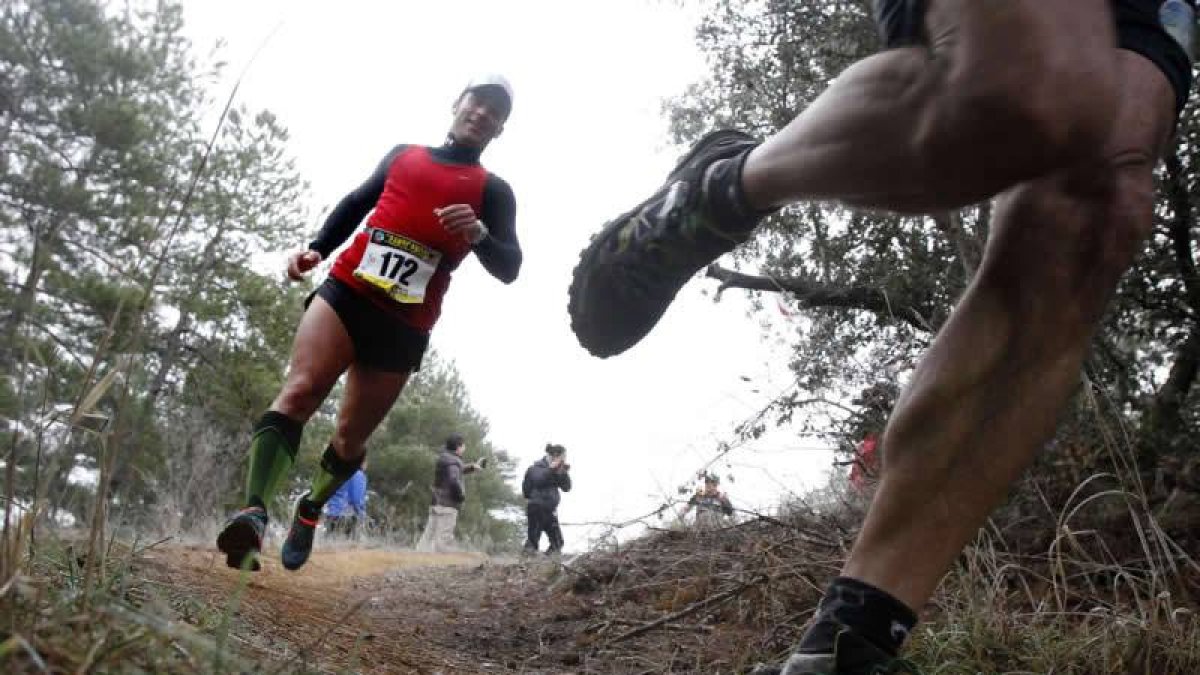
left=873, top=0, right=1195, bottom=113
left=305, top=276, right=430, bottom=373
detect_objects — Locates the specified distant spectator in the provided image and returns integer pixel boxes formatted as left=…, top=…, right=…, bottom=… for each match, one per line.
left=682, top=473, right=733, bottom=529
left=324, top=466, right=368, bottom=537
left=849, top=434, right=881, bottom=492
left=522, top=443, right=571, bottom=556
left=417, top=433, right=487, bottom=552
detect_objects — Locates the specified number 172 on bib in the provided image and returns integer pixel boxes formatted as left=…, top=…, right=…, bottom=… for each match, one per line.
left=353, top=229, right=442, bottom=304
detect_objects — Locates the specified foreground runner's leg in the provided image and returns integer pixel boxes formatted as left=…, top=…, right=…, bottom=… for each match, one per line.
left=572, top=0, right=1190, bottom=671
left=217, top=296, right=353, bottom=570
left=764, top=49, right=1176, bottom=675
left=281, top=363, right=408, bottom=570
left=568, top=0, right=1118, bottom=358
left=761, top=19, right=1186, bottom=675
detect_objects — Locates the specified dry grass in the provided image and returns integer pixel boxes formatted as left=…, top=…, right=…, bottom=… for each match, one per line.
left=0, top=533, right=266, bottom=674
left=2, top=472, right=1198, bottom=674
left=539, top=474, right=1200, bottom=674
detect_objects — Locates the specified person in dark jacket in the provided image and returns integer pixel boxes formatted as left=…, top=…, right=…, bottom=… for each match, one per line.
left=522, top=443, right=571, bottom=555
left=417, top=433, right=487, bottom=552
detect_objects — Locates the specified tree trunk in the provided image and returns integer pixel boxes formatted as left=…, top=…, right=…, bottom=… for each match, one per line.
left=2, top=230, right=50, bottom=365
left=1138, top=151, right=1200, bottom=465
left=142, top=215, right=232, bottom=411
left=146, top=311, right=191, bottom=407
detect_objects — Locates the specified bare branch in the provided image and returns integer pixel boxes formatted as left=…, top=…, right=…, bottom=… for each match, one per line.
left=608, top=574, right=768, bottom=643
left=704, top=263, right=934, bottom=332
left=930, top=211, right=978, bottom=279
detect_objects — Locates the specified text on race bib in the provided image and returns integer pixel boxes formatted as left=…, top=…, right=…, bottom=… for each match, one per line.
left=353, top=229, right=442, bottom=304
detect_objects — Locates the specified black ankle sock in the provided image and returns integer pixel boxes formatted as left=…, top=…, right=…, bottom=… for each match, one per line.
left=256, top=410, right=304, bottom=450
left=797, top=577, right=918, bottom=656
left=701, top=149, right=773, bottom=231
left=307, top=444, right=365, bottom=506
left=297, top=495, right=321, bottom=520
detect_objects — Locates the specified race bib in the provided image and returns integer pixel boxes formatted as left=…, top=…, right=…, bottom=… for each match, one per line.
left=353, top=229, right=442, bottom=304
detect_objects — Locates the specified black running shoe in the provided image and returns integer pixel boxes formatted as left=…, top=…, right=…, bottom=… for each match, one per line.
left=216, top=505, right=268, bottom=571
left=568, top=129, right=761, bottom=357
left=749, top=628, right=921, bottom=675
left=281, top=497, right=320, bottom=571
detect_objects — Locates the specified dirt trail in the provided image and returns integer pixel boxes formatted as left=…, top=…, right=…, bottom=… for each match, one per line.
left=139, top=543, right=562, bottom=674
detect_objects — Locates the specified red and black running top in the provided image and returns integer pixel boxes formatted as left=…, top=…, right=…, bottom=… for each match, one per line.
left=308, top=140, right=521, bottom=332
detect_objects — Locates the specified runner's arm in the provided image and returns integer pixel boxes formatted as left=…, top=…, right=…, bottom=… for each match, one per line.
left=474, top=175, right=521, bottom=283
left=308, top=145, right=406, bottom=258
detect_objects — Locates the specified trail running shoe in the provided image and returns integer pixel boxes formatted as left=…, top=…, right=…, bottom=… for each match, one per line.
left=749, top=628, right=921, bottom=675
left=216, top=505, right=268, bottom=571
left=568, top=129, right=761, bottom=358
left=281, top=497, right=321, bottom=571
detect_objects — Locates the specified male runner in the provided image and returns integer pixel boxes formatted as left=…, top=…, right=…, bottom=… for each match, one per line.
left=217, top=74, right=521, bottom=572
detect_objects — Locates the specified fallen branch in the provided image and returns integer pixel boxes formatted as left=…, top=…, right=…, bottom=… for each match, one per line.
left=267, top=598, right=369, bottom=675
left=590, top=618, right=714, bottom=634
left=608, top=574, right=768, bottom=643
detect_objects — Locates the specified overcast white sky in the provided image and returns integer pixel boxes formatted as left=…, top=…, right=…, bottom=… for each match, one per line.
left=181, top=0, right=838, bottom=548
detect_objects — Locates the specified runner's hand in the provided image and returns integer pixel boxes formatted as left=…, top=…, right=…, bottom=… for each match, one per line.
left=435, top=204, right=485, bottom=241
left=286, top=250, right=323, bottom=281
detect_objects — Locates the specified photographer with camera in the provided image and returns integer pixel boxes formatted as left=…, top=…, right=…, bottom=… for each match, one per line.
left=521, top=443, right=571, bottom=556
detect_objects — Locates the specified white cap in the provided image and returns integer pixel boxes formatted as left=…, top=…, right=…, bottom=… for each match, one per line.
left=462, top=73, right=514, bottom=115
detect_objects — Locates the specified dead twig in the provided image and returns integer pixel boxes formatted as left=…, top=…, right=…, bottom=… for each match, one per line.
left=608, top=574, right=768, bottom=644
left=267, top=597, right=369, bottom=675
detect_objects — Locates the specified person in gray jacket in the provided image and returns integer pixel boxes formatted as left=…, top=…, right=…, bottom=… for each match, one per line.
left=681, top=473, right=734, bottom=529
left=522, top=443, right=571, bottom=555
left=417, top=433, right=486, bottom=552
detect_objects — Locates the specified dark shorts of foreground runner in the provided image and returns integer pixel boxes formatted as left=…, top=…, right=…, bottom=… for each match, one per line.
left=305, top=276, right=430, bottom=373
left=873, top=0, right=1195, bottom=114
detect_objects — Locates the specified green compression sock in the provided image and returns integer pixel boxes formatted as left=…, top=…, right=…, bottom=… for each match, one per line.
left=244, top=410, right=303, bottom=509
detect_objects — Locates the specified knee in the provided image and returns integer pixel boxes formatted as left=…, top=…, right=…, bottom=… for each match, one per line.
left=924, top=51, right=1119, bottom=177
left=983, top=162, right=1155, bottom=324
left=274, top=372, right=328, bottom=420
left=1076, top=166, right=1157, bottom=272
left=1045, top=163, right=1154, bottom=274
